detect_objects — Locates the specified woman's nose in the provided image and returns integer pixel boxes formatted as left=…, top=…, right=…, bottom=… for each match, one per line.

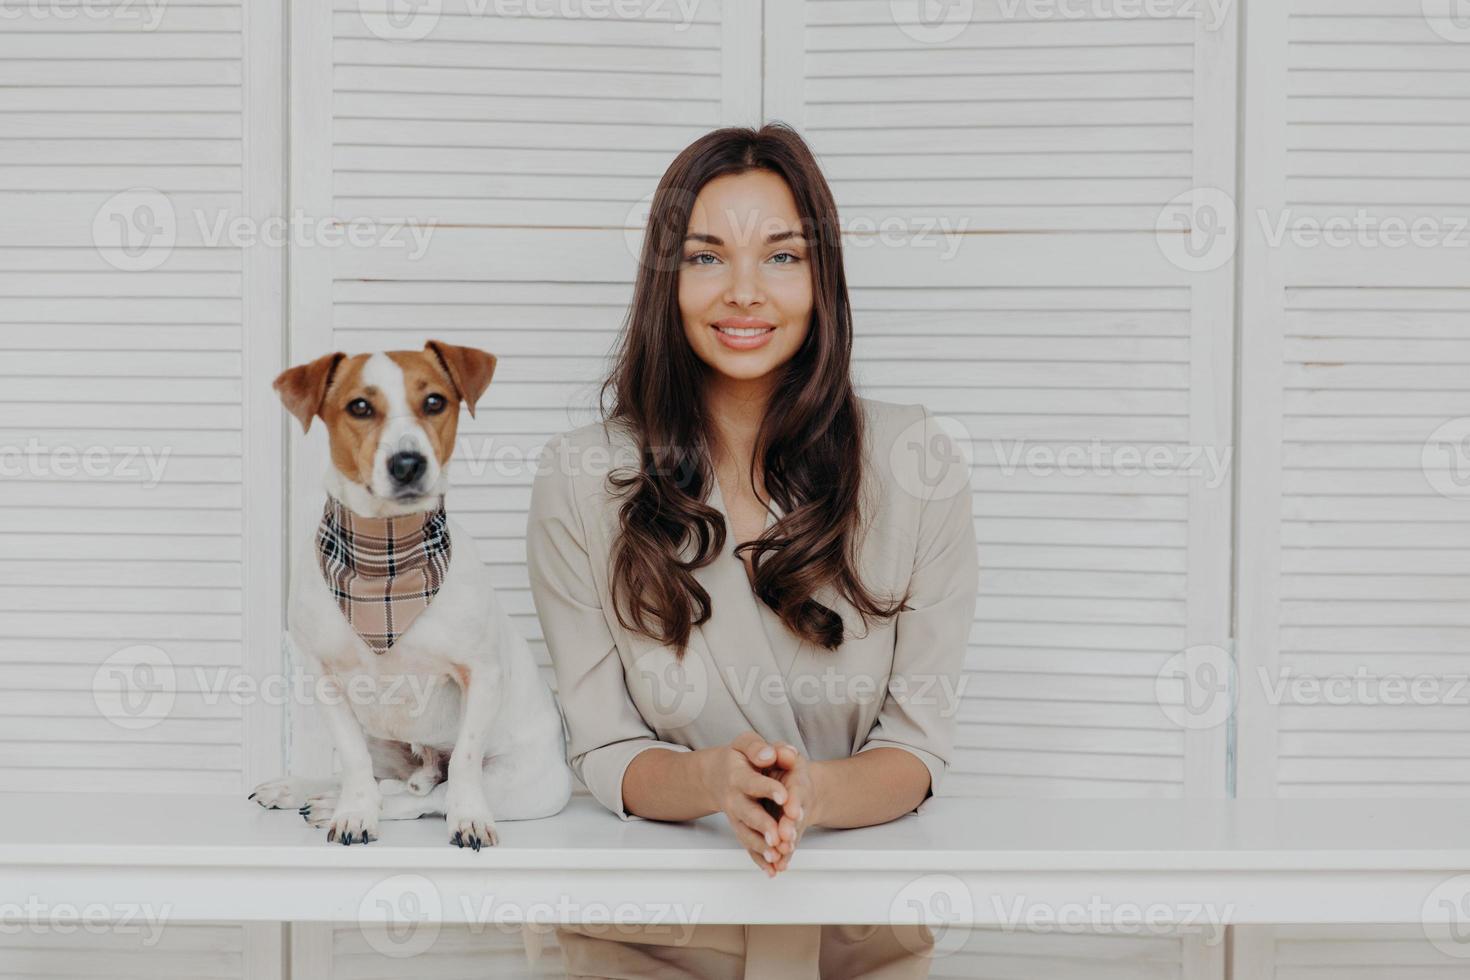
left=724, top=258, right=764, bottom=307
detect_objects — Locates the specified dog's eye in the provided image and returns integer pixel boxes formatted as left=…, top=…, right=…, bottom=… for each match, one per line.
left=423, top=393, right=447, bottom=415
left=346, top=398, right=373, bottom=418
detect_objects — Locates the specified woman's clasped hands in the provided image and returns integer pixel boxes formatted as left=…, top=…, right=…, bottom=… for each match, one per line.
left=697, top=730, right=819, bottom=878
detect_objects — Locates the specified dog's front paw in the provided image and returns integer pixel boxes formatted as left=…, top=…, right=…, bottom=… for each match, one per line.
left=249, top=777, right=306, bottom=810
left=303, top=787, right=380, bottom=845
left=447, top=805, right=499, bottom=850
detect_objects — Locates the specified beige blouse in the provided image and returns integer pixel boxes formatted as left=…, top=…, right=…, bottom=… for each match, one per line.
left=526, top=397, right=978, bottom=980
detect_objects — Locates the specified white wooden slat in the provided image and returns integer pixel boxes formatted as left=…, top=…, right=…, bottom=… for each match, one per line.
left=807, top=19, right=1193, bottom=49
left=806, top=44, right=1194, bottom=76
left=331, top=10, right=722, bottom=45
left=333, top=38, right=715, bottom=73
left=342, top=0, right=723, bottom=18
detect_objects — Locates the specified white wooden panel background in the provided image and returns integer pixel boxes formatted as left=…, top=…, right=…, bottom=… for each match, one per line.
left=0, top=0, right=286, bottom=975
left=1238, top=0, right=1470, bottom=803
left=0, top=0, right=284, bottom=798
left=1232, top=0, right=1470, bottom=975
left=5, top=0, right=1465, bottom=976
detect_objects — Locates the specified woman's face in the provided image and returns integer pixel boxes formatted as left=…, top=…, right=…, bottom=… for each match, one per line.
left=678, top=169, right=813, bottom=385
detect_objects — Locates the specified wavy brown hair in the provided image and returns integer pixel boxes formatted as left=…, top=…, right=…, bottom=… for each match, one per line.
left=600, top=123, right=908, bottom=655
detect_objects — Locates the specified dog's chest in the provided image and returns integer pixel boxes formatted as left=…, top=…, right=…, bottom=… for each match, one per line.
left=337, top=645, right=464, bottom=746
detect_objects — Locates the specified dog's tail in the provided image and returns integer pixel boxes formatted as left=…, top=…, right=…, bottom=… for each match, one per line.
left=521, top=922, right=550, bottom=974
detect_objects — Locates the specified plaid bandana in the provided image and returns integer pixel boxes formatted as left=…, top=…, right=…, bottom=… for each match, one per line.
left=315, top=497, right=452, bottom=655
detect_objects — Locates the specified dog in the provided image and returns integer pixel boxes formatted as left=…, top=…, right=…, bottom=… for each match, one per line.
left=249, top=340, right=573, bottom=847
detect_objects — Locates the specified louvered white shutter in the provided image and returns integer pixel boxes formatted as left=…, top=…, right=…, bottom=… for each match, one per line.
left=1234, top=924, right=1470, bottom=980
left=0, top=923, right=280, bottom=980
left=0, top=0, right=284, bottom=975
left=0, top=2, right=284, bottom=794
left=768, top=0, right=1237, bottom=803
left=1237, top=0, right=1470, bottom=800
left=1233, top=2, right=1470, bottom=973
left=286, top=2, right=759, bottom=973
left=761, top=3, right=1236, bottom=976
left=286, top=4, right=760, bottom=773
left=299, top=924, right=559, bottom=979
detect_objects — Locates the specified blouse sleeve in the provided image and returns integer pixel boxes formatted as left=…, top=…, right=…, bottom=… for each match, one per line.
left=525, top=432, right=692, bottom=821
left=856, top=407, right=978, bottom=804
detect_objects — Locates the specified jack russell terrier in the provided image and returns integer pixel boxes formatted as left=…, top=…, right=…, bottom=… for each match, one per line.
left=249, top=341, right=572, bottom=847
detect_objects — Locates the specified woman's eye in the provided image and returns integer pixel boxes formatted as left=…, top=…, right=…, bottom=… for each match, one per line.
left=769, top=251, right=801, bottom=264
left=685, top=251, right=719, bottom=266
left=346, top=398, right=373, bottom=418
left=423, top=393, right=447, bottom=415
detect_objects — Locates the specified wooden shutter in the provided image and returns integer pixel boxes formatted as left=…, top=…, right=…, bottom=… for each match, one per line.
left=0, top=1, right=284, bottom=793
left=760, top=3, right=1236, bottom=977
left=286, top=0, right=760, bottom=779
left=0, top=923, right=280, bottom=980
left=1237, top=0, right=1470, bottom=799
left=1233, top=925, right=1470, bottom=980
left=292, top=924, right=560, bottom=978
left=767, top=0, right=1238, bottom=803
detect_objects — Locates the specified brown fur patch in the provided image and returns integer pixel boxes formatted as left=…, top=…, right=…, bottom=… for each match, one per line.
left=316, top=354, right=383, bottom=487
left=388, top=350, right=461, bottom=468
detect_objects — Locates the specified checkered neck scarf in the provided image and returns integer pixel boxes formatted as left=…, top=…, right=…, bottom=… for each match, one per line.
left=315, top=497, right=452, bottom=655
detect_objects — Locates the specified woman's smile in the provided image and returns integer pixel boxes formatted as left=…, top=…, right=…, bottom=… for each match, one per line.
left=712, top=317, right=778, bottom=350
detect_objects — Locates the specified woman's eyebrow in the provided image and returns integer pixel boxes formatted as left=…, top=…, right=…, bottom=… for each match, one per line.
left=766, top=230, right=803, bottom=244
left=684, top=232, right=723, bottom=245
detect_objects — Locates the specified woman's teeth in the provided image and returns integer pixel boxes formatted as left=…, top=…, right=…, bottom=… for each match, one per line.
left=715, top=326, right=774, bottom=336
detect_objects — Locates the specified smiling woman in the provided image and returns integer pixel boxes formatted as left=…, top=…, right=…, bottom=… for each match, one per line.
left=526, top=125, right=980, bottom=979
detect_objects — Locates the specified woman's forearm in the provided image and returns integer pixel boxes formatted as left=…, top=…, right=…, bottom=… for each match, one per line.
left=809, top=747, right=931, bottom=829
left=621, top=747, right=719, bottom=821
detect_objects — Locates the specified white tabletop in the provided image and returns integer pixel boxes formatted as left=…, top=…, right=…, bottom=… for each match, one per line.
left=5, top=793, right=1470, bottom=926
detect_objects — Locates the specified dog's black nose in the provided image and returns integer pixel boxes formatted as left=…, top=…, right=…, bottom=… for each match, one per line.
left=388, top=451, right=427, bottom=486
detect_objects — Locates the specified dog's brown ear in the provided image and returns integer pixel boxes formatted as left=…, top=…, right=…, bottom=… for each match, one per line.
left=274, top=351, right=346, bottom=432
left=425, top=340, right=497, bottom=418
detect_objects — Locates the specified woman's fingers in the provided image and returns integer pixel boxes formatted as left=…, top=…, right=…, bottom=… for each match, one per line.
left=727, top=812, right=771, bottom=854
left=731, top=732, right=777, bottom=769
left=772, top=741, right=801, bottom=769
left=736, top=767, right=787, bottom=808
left=725, top=814, right=779, bottom=873
left=733, top=796, right=780, bottom=848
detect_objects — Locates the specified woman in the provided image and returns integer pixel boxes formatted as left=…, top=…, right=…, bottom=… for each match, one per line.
left=525, top=124, right=978, bottom=980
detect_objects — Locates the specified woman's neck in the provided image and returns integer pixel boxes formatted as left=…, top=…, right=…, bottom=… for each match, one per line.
left=703, top=371, right=775, bottom=488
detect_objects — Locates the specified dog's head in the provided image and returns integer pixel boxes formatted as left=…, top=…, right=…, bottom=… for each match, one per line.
left=274, top=341, right=496, bottom=514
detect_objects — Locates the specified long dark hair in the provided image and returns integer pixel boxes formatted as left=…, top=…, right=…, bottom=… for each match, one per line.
left=600, top=123, right=907, bottom=655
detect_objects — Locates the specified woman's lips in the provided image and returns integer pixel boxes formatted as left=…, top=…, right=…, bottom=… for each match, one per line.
left=711, top=319, right=777, bottom=351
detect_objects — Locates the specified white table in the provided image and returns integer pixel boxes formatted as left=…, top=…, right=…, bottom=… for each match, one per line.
left=5, top=793, right=1470, bottom=931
